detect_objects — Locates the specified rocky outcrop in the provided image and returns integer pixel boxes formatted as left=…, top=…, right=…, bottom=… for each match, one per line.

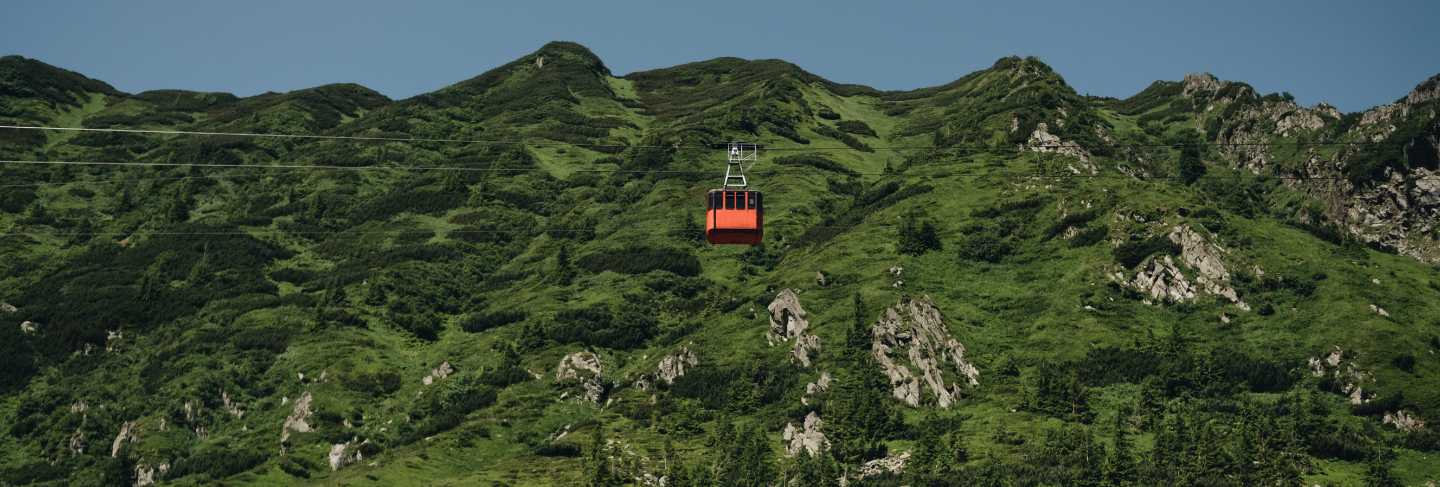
left=134, top=462, right=168, bottom=487
left=871, top=296, right=979, bottom=408
left=20, top=320, right=38, bottom=335
left=281, top=391, right=314, bottom=443
left=1383, top=410, right=1426, bottom=432
left=111, top=421, right=138, bottom=458
left=1024, top=122, right=1097, bottom=174
left=782, top=412, right=829, bottom=457
left=1308, top=346, right=1372, bottom=405
left=656, top=347, right=697, bottom=385
left=0, top=302, right=16, bottom=314
left=1116, top=225, right=1248, bottom=310
left=856, top=451, right=910, bottom=481
left=1168, top=225, right=1247, bottom=310
left=423, top=361, right=454, bottom=386
left=221, top=390, right=243, bottom=418
left=556, top=351, right=605, bottom=404
left=767, top=289, right=821, bottom=367
left=802, top=371, right=833, bottom=406
left=105, top=329, right=123, bottom=353
left=329, top=439, right=369, bottom=471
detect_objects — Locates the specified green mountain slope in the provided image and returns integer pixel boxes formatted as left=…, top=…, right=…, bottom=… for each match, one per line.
left=1, top=42, right=1440, bottom=486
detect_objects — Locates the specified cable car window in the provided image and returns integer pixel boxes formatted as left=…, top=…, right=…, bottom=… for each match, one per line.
left=748, top=192, right=757, bottom=209
left=725, top=192, right=735, bottom=209
left=710, top=192, right=721, bottom=210
left=756, top=192, right=763, bottom=210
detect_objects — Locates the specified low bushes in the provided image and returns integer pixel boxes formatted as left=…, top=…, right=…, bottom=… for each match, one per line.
left=577, top=246, right=700, bottom=277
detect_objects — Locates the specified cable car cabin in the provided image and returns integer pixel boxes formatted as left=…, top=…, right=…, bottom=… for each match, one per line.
left=705, top=189, right=763, bottom=245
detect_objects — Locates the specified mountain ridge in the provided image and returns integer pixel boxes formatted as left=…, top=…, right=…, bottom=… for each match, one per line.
left=1, top=41, right=1440, bottom=486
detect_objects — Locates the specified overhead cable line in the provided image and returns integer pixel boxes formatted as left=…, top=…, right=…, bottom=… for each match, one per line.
left=0, top=157, right=1429, bottom=182
left=0, top=124, right=1409, bottom=152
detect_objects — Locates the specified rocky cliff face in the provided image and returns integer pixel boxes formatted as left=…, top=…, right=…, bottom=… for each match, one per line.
left=1187, top=73, right=1440, bottom=262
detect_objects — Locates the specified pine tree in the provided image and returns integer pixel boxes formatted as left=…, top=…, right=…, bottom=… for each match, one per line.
left=585, top=424, right=619, bottom=487
left=663, top=437, right=689, bottom=487
left=1177, top=140, right=1205, bottom=185
left=844, top=292, right=870, bottom=357
left=1104, top=406, right=1136, bottom=486
left=554, top=243, right=575, bottom=285
left=828, top=359, right=901, bottom=466
left=1364, top=449, right=1403, bottom=487
left=897, top=207, right=942, bottom=255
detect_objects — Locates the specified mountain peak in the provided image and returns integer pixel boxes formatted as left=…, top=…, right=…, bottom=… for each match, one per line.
left=529, top=40, right=609, bottom=76
left=0, top=55, right=122, bottom=108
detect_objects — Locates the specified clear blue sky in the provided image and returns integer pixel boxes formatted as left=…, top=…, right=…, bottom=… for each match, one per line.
left=3, top=1, right=1436, bottom=112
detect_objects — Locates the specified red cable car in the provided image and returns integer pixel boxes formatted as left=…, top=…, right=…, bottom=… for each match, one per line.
left=705, top=189, right=763, bottom=245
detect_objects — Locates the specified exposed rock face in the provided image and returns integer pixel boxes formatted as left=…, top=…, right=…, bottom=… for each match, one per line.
left=281, top=391, right=314, bottom=443
left=111, top=421, right=137, bottom=458
left=1383, top=410, right=1426, bottom=432
left=767, top=289, right=821, bottom=367
left=871, top=296, right=979, bottom=408
left=782, top=412, right=829, bottom=457
left=656, top=346, right=697, bottom=385
left=1199, top=73, right=1440, bottom=263
left=1025, top=122, right=1097, bottom=174
left=556, top=351, right=605, bottom=404
left=329, top=439, right=369, bottom=471
left=1307, top=346, right=1371, bottom=405
left=423, top=361, right=454, bottom=386
left=856, top=451, right=910, bottom=481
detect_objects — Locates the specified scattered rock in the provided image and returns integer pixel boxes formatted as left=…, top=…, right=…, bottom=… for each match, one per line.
left=281, top=391, right=314, bottom=443
left=782, top=412, right=829, bottom=457
left=1370, top=304, right=1391, bottom=318
left=1307, top=346, right=1371, bottom=404
left=1383, top=410, right=1426, bottom=432
left=423, top=361, right=455, bottom=386
left=871, top=296, right=980, bottom=408
left=0, top=302, right=16, bottom=313
left=20, top=320, right=39, bottom=335
left=767, top=289, right=821, bottom=367
left=556, top=351, right=605, bottom=404
left=112, top=421, right=138, bottom=458
left=816, top=271, right=828, bottom=287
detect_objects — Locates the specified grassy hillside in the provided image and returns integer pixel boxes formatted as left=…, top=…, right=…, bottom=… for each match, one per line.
left=1, top=43, right=1439, bottom=486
